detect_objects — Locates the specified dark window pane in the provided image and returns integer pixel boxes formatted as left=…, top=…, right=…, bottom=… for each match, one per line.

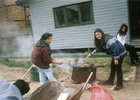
left=80, top=3, right=91, bottom=22
left=55, top=8, right=65, bottom=26
left=66, top=5, right=79, bottom=25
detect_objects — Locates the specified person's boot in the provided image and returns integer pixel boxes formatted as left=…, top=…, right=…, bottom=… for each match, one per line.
left=114, top=85, right=124, bottom=91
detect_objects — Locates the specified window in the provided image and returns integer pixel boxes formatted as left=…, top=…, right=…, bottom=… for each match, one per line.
left=66, top=5, right=79, bottom=25
left=55, top=7, right=65, bottom=26
left=53, top=1, right=94, bottom=28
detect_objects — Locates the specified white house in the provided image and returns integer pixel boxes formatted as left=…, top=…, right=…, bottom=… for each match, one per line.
left=16, top=0, right=140, bottom=50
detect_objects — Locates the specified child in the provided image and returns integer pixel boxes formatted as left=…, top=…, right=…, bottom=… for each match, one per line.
left=87, top=28, right=126, bottom=91
left=31, top=33, right=63, bottom=85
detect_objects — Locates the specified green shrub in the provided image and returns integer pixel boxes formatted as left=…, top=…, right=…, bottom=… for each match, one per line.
left=0, top=59, right=31, bottom=68
left=84, top=56, right=131, bottom=73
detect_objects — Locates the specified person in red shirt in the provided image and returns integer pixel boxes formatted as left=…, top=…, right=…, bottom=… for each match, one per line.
left=31, top=33, right=63, bottom=85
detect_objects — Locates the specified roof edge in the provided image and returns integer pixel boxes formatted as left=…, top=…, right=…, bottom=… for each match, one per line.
left=16, top=0, right=29, bottom=7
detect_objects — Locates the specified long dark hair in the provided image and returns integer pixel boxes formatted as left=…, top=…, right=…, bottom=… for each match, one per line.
left=117, top=24, right=128, bottom=36
left=94, top=28, right=106, bottom=49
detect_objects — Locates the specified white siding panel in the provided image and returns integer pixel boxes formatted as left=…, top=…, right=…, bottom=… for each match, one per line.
left=30, top=0, right=91, bottom=8
left=30, top=0, right=129, bottom=49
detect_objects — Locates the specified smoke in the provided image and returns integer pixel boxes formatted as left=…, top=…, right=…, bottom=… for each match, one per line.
left=52, top=52, right=86, bottom=72
left=0, top=4, right=34, bottom=57
left=0, top=21, right=34, bottom=57
left=15, top=35, right=34, bottom=57
left=53, top=58, right=73, bottom=72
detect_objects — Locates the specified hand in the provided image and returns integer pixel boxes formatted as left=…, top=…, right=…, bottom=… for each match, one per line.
left=58, top=62, right=63, bottom=65
left=114, top=60, right=118, bottom=65
left=86, top=54, right=91, bottom=58
left=86, top=52, right=94, bottom=58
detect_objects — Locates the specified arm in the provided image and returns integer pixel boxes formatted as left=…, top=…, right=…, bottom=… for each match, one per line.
left=86, top=51, right=95, bottom=58
left=109, top=42, right=120, bottom=65
left=42, top=48, right=63, bottom=65
left=52, top=60, right=63, bottom=65
left=86, top=49, right=103, bottom=58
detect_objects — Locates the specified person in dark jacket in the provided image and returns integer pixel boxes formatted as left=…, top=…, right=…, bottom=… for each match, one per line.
left=0, top=79, right=30, bottom=100
left=31, top=33, right=63, bottom=85
left=87, top=28, right=127, bottom=91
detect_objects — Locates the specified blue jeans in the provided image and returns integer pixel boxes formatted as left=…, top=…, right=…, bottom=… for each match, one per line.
left=37, top=67, right=56, bottom=85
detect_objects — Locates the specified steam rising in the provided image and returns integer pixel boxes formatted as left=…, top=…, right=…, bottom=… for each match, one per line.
left=55, top=58, right=73, bottom=71
left=15, top=35, right=34, bottom=57
left=53, top=56, right=85, bottom=72
left=0, top=20, right=34, bottom=57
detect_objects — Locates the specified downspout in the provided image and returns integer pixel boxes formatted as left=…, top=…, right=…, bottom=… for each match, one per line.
left=27, top=15, right=32, bottom=32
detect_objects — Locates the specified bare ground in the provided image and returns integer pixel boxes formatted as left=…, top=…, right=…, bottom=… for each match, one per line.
left=0, top=63, right=140, bottom=100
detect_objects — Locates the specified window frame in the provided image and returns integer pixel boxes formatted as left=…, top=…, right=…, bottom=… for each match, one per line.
left=53, top=1, right=95, bottom=28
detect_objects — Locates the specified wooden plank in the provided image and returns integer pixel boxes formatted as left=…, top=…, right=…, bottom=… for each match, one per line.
left=57, top=93, right=69, bottom=100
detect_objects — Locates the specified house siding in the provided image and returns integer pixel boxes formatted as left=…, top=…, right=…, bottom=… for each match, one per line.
left=29, top=0, right=129, bottom=50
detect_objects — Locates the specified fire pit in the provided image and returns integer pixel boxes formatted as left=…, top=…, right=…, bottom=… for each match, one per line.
left=70, top=58, right=96, bottom=84
left=71, top=66, right=96, bottom=84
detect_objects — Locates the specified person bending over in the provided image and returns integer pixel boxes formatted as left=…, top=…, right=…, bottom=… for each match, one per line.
left=87, top=28, right=126, bottom=91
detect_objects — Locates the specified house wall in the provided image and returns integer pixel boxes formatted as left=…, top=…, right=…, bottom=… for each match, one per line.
left=29, top=0, right=129, bottom=50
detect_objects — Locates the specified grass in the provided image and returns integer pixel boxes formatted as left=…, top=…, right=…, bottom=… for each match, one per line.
left=0, top=54, right=131, bottom=83
left=84, top=55, right=131, bottom=73
left=0, top=54, right=131, bottom=73
left=0, top=59, right=31, bottom=68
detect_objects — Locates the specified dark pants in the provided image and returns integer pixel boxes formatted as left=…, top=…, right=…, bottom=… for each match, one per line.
left=108, top=57, right=124, bottom=86
left=125, top=44, right=139, bottom=65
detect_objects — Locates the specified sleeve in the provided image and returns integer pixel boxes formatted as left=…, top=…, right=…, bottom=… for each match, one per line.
left=92, top=49, right=105, bottom=53
left=107, top=39, right=120, bottom=60
left=42, top=47, right=53, bottom=64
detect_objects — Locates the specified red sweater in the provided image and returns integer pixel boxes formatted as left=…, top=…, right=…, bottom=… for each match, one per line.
left=31, top=40, right=53, bottom=69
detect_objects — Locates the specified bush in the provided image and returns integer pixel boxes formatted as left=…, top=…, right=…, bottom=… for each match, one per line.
left=0, top=59, right=31, bottom=68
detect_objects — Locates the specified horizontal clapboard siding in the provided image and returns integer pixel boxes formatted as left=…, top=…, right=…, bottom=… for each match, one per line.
left=29, top=0, right=129, bottom=49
